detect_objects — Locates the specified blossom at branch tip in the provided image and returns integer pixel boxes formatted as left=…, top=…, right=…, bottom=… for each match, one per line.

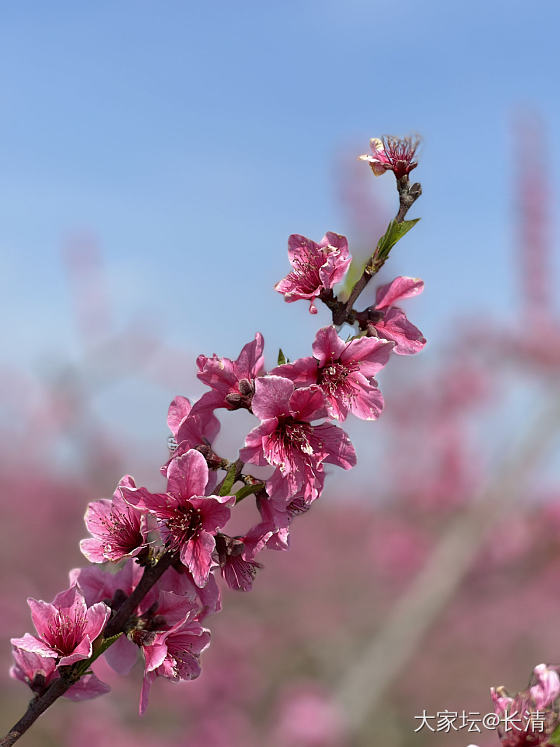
left=195, top=333, right=265, bottom=411
left=122, top=449, right=234, bottom=588
left=240, top=376, right=356, bottom=503
left=10, top=646, right=110, bottom=701
left=11, top=585, right=110, bottom=667
left=80, top=475, right=150, bottom=563
left=367, top=276, right=426, bottom=355
left=275, top=232, right=351, bottom=314
left=272, top=325, right=393, bottom=421
left=359, top=136, right=419, bottom=179
left=139, top=617, right=211, bottom=715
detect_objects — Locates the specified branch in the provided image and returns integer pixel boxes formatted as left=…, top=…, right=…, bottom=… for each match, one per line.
left=215, top=458, right=244, bottom=496
left=322, top=174, right=422, bottom=327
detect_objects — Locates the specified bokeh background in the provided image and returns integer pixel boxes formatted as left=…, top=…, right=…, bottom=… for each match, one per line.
left=2, top=2, right=560, bottom=745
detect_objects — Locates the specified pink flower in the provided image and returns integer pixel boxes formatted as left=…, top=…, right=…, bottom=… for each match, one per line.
left=530, top=664, right=560, bottom=709
left=69, top=557, right=144, bottom=607
left=118, top=589, right=201, bottom=679
left=359, top=136, right=419, bottom=179
left=139, top=617, right=211, bottom=714
left=104, top=589, right=197, bottom=677
left=11, top=585, right=110, bottom=667
left=490, top=686, right=515, bottom=716
left=122, top=450, right=234, bottom=588
left=70, top=559, right=221, bottom=620
left=69, top=560, right=219, bottom=677
left=240, top=376, right=356, bottom=503
left=215, top=534, right=263, bottom=592
left=275, top=232, right=351, bottom=314
left=490, top=671, right=560, bottom=746
left=165, top=394, right=221, bottom=464
left=10, top=645, right=110, bottom=701
left=245, top=494, right=311, bottom=554
left=157, top=564, right=222, bottom=620
left=368, top=276, right=426, bottom=355
left=272, top=326, right=393, bottom=421
left=196, top=333, right=265, bottom=411
left=80, top=475, right=150, bottom=563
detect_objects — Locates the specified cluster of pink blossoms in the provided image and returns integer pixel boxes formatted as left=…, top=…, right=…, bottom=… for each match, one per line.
left=469, top=664, right=560, bottom=746
left=7, top=136, right=426, bottom=732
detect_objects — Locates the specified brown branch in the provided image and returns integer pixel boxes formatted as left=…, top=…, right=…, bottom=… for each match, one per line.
left=1, top=455, right=254, bottom=745
left=0, top=678, right=72, bottom=747
left=104, top=550, right=174, bottom=637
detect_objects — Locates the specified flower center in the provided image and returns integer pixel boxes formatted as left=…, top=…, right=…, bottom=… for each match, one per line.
left=382, top=136, right=419, bottom=179
left=100, top=509, right=142, bottom=555
left=264, top=419, right=318, bottom=475
left=289, top=247, right=323, bottom=293
left=281, top=421, right=314, bottom=456
left=318, top=360, right=359, bottom=405
left=44, top=611, right=87, bottom=656
left=165, top=504, right=203, bottom=550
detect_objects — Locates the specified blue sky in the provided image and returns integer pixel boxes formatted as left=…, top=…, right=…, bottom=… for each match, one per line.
left=0, top=0, right=559, bottom=475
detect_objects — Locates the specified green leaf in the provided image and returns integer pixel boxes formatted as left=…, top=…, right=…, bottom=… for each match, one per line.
left=277, top=348, right=287, bottom=366
left=219, top=462, right=240, bottom=496
left=339, top=218, right=420, bottom=299
left=375, top=218, right=420, bottom=262
left=549, top=724, right=560, bottom=745
left=235, top=482, right=265, bottom=503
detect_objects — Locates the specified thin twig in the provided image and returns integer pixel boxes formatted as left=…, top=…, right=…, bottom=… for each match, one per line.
left=322, top=173, right=422, bottom=327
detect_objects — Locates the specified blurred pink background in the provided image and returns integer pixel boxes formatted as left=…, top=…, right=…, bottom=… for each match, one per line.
left=2, top=3, right=560, bottom=745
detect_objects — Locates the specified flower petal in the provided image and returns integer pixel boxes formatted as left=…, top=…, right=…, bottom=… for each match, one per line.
left=373, top=307, right=426, bottom=355
left=375, top=276, right=424, bottom=309
left=10, top=634, right=57, bottom=659
left=166, top=449, right=209, bottom=504
left=167, top=396, right=192, bottom=437
left=311, top=326, right=346, bottom=367
left=84, top=602, right=111, bottom=642
left=341, top=336, right=393, bottom=375
left=104, top=634, right=138, bottom=676
left=190, top=495, right=233, bottom=534
left=180, top=532, right=216, bottom=588
left=251, top=376, right=294, bottom=420
left=314, top=423, right=356, bottom=470
left=65, top=672, right=111, bottom=701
